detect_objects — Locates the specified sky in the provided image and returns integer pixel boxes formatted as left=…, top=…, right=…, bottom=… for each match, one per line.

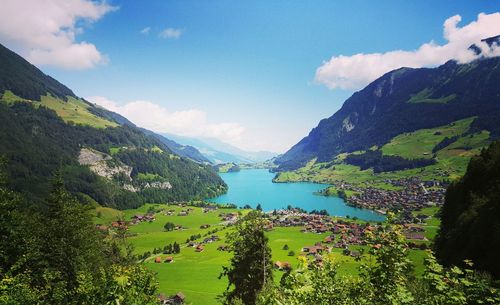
left=1, top=0, right=499, bottom=153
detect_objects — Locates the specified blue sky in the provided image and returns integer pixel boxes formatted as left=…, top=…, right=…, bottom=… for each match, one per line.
left=2, top=0, right=499, bottom=152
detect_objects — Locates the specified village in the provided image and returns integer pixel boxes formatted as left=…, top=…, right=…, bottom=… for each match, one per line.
left=331, top=177, right=447, bottom=216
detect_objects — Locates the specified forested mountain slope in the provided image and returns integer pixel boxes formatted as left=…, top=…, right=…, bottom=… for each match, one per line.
left=0, top=43, right=226, bottom=209
left=276, top=49, right=500, bottom=171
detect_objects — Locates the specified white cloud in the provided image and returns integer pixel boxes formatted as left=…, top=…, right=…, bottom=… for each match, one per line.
left=159, top=28, right=183, bottom=39
left=315, top=12, right=500, bottom=90
left=0, top=0, right=117, bottom=70
left=87, top=96, right=245, bottom=144
left=140, top=27, right=151, bottom=35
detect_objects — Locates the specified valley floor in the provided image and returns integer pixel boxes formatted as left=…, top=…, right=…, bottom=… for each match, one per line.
left=94, top=203, right=439, bottom=305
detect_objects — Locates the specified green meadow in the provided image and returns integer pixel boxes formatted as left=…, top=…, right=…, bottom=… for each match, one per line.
left=275, top=117, right=491, bottom=189
left=94, top=204, right=438, bottom=305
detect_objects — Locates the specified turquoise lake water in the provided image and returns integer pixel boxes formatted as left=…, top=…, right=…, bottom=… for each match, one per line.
left=207, top=169, right=385, bottom=222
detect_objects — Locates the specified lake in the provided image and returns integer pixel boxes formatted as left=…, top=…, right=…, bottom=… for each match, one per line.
left=207, top=169, right=385, bottom=222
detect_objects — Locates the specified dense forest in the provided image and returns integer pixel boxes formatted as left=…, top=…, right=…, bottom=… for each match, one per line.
left=0, top=43, right=226, bottom=210
left=343, top=150, right=436, bottom=173
left=435, top=141, right=500, bottom=278
left=0, top=101, right=225, bottom=209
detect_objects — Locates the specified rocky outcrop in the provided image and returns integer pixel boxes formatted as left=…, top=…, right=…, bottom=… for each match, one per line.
left=78, top=148, right=132, bottom=180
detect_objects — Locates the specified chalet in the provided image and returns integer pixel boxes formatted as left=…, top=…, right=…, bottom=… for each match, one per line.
left=165, top=256, right=174, bottom=263
left=200, top=224, right=211, bottom=229
left=195, top=245, right=204, bottom=252
left=302, top=245, right=323, bottom=254
left=274, top=261, right=292, bottom=271
left=178, top=211, right=189, bottom=216
left=95, top=224, right=108, bottom=232
left=324, top=236, right=333, bottom=243
left=155, top=257, right=161, bottom=263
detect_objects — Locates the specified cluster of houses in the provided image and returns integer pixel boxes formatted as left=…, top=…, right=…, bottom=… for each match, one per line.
left=177, top=208, right=193, bottom=216
left=219, top=212, right=239, bottom=224
left=131, top=213, right=156, bottom=225
left=187, top=235, right=220, bottom=252
left=338, top=178, right=446, bottom=213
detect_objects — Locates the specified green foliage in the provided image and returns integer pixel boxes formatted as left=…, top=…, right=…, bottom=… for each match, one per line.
left=0, top=101, right=225, bottom=209
left=257, top=214, right=499, bottom=305
left=344, top=150, right=436, bottom=173
left=0, top=168, right=159, bottom=304
left=164, top=222, right=176, bottom=231
left=435, top=141, right=500, bottom=278
left=219, top=211, right=273, bottom=305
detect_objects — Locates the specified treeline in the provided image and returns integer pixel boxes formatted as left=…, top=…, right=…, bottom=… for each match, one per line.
left=344, top=150, right=436, bottom=173
left=436, top=141, right=500, bottom=278
left=0, top=167, right=158, bottom=304
left=432, top=135, right=459, bottom=153
left=0, top=102, right=226, bottom=209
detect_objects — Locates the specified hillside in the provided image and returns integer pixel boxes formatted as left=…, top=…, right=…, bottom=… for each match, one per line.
left=276, top=55, right=500, bottom=172
left=436, top=141, right=500, bottom=278
left=0, top=43, right=226, bottom=209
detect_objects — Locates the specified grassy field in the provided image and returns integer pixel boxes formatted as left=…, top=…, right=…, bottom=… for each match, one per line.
left=275, top=117, right=490, bottom=189
left=1, top=90, right=118, bottom=128
left=94, top=203, right=436, bottom=305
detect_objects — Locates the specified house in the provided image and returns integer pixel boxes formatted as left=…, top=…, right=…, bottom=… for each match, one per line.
left=274, top=261, right=292, bottom=271
left=172, top=292, right=185, bottom=304
left=155, top=257, right=161, bottom=263
left=165, top=256, right=174, bottom=263
left=404, top=232, right=426, bottom=240
left=324, top=236, right=333, bottom=243
left=195, top=245, right=204, bottom=252
left=200, top=224, right=211, bottom=229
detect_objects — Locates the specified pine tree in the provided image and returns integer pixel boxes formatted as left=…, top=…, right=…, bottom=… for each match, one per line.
left=219, top=211, right=273, bottom=305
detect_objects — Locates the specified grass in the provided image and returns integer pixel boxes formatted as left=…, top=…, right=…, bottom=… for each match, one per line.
left=380, top=117, right=474, bottom=159
left=407, top=88, right=456, bottom=104
left=94, top=204, right=432, bottom=305
left=275, top=117, right=491, bottom=188
left=1, top=90, right=118, bottom=128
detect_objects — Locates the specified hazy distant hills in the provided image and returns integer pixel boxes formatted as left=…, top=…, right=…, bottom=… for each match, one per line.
left=164, top=133, right=277, bottom=164
left=0, top=43, right=225, bottom=208
left=275, top=36, right=500, bottom=172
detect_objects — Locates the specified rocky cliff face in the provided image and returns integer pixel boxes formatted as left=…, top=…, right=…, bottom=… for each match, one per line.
left=78, top=148, right=133, bottom=180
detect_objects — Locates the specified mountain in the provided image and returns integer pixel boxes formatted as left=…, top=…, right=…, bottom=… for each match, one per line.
left=164, top=133, right=277, bottom=164
left=0, top=43, right=226, bottom=209
left=276, top=48, right=500, bottom=172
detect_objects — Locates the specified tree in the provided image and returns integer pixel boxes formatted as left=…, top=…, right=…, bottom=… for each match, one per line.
left=256, top=204, right=262, bottom=211
left=219, top=211, right=273, bottom=305
left=435, top=141, right=500, bottom=278
left=164, top=222, right=176, bottom=231
left=282, top=244, right=289, bottom=250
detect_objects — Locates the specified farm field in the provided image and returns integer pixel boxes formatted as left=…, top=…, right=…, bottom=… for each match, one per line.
left=94, top=203, right=438, bottom=305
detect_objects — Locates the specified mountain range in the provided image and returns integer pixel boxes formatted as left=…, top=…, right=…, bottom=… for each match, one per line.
left=275, top=36, right=500, bottom=174
left=163, top=133, right=277, bottom=164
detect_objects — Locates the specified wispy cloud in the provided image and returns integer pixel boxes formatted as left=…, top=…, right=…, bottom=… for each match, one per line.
left=159, top=27, right=183, bottom=39
left=140, top=27, right=151, bottom=35
left=87, top=96, right=245, bottom=144
left=315, top=12, right=500, bottom=90
left=0, top=0, right=117, bottom=70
